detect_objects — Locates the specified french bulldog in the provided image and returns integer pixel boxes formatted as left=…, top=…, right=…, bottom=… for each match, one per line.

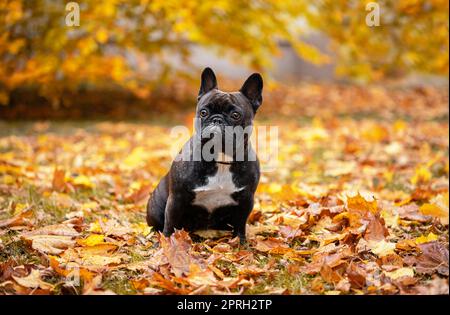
left=146, top=67, right=263, bottom=243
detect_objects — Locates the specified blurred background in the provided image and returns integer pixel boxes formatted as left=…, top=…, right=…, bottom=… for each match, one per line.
left=0, top=0, right=448, bottom=120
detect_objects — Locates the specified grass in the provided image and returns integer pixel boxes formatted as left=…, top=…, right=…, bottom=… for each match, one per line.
left=101, top=270, right=138, bottom=295
left=245, top=267, right=313, bottom=294
left=0, top=238, right=42, bottom=265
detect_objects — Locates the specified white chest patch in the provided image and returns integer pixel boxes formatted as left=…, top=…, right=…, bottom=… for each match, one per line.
left=192, top=162, right=244, bottom=213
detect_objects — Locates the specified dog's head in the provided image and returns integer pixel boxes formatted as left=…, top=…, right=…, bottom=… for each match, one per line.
left=195, top=67, right=263, bottom=151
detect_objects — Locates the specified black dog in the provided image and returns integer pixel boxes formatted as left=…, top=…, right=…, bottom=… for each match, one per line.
left=146, top=67, right=263, bottom=243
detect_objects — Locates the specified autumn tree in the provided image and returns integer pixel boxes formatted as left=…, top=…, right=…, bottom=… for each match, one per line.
left=306, top=0, right=449, bottom=80
left=0, top=0, right=448, bottom=105
left=0, top=0, right=326, bottom=105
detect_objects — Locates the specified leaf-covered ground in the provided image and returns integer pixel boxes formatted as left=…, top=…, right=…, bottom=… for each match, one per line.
left=0, top=84, right=448, bottom=295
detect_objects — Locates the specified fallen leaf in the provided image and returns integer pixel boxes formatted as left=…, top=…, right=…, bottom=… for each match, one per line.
left=23, top=222, right=80, bottom=237
left=77, top=234, right=105, bottom=246
left=150, top=272, right=189, bottom=294
left=397, top=204, right=431, bottom=222
left=420, top=203, right=449, bottom=225
left=24, top=235, right=76, bottom=254
left=346, top=193, right=378, bottom=214
left=186, top=264, right=218, bottom=287
left=384, top=267, right=414, bottom=280
left=0, top=209, right=33, bottom=228
left=71, top=174, right=95, bottom=188
left=346, top=263, right=366, bottom=289
left=414, top=242, right=449, bottom=276
left=12, top=269, right=54, bottom=290
left=416, top=276, right=449, bottom=295
left=159, top=230, right=195, bottom=277
left=254, top=237, right=288, bottom=252
left=415, top=232, right=439, bottom=244
left=368, top=239, right=396, bottom=257
left=52, top=168, right=66, bottom=191
left=364, top=213, right=389, bottom=241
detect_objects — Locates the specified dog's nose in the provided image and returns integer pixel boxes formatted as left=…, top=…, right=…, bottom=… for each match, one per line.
left=212, top=117, right=223, bottom=125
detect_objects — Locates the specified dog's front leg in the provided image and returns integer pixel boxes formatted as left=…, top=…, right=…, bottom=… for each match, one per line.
left=162, top=195, right=183, bottom=236
left=232, top=218, right=247, bottom=244
left=232, top=203, right=253, bottom=244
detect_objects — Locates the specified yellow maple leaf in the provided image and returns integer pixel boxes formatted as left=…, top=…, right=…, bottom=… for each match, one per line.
left=411, top=166, right=432, bottom=185
left=89, top=220, right=104, bottom=233
left=72, top=175, right=95, bottom=188
left=77, top=234, right=105, bottom=247
left=346, top=192, right=378, bottom=214
left=420, top=203, right=449, bottom=225
left=132, top=222, right=152, bottom=237
left=268, top=183, right=283, bottom=194
left=361, top=124, right=388, bottom=142
left=415, top=232, right=439, bottom=244
left=13, top=203, right=28, bottom=215
left=3, top=174, right=15, bottom=185
left=123, top=146, right=148, bottom=168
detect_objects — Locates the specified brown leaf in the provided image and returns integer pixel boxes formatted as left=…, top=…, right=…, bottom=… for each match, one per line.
left=380, top=253, right=404, bottom=271
left=347, top=193, right=378, bottom=214
left=254, top=237, right=288, bottom=252
left=186, top=264, right=218, bottom=287
left=23, top=222, right=80, bottom=237
left=125, top=184, right=152, bottom=204
left=25, top=235, right=76, bottom=255
left=0, top=260, right=15, bottom=282
left=335, top=279, right=351, bottom=293
left=150, top=272, right=189, bottom=294
left=159, top=230, right=195, bottom=277
left=52, top=168, right=66, bottom=191
left=131, top=278, right=150, bottom=291
left=0, top=209, right=33, bottom=228
left=346, top=263, right=366, bottom=289
left=279, top=225, right=302, bottom=239
left=414, top=242, right=449, bottom=276
left=320, top=265, right=342, bottom=284
left=364, top=213, right=389, bottom=241
left=21, top=221, right=80, bottom=254
left=49, top=256, right=95, bottom=283
left=12, top=269, right=54, bottom=290
left=302, top=246, right=352, bottom=274
left=397, top=204, right=431, bottom=223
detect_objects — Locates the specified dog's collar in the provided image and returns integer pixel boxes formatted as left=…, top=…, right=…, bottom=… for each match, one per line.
left=216, top=161, right=233, bottom=165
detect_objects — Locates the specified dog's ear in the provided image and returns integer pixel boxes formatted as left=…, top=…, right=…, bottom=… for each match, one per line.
left=199, top=67, right=218, bottom=97
left=240, top=73, right=263, bottom=112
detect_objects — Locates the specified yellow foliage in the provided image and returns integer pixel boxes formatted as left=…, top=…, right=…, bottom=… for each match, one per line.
left=346, top=193, right=378, bottom=214
left=411, top=165, right=432, bottom=185
left=309, top=0, right=449, bottom=81
left=77, top=234, right=106, bottom=247
left=415, top=232, right=439, bottom=244
left=72, top=175, right=95, bottom=188
left=1, top=0, right=447, bottom=101
left=420, top=202, right=449, bottom=225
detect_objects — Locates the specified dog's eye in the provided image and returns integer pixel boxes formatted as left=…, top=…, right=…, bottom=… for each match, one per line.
left=199, top=109, right=208, bottom=117
left=231, top=111, right=241, bottom=120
